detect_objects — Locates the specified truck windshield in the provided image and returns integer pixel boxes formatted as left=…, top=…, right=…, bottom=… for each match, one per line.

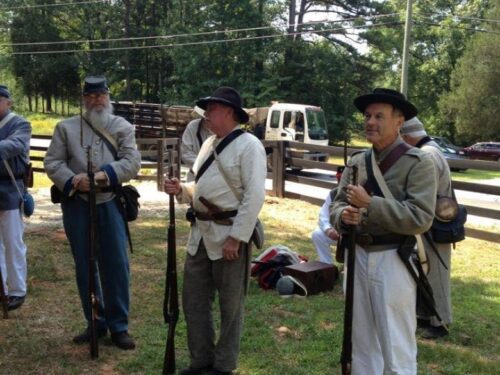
left=306, top=109, right=328, bottom=140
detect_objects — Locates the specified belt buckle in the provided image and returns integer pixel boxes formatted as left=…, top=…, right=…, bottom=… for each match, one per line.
left=357, top=233, right=373, bottom=246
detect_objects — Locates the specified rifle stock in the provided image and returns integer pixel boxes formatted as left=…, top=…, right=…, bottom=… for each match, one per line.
left=87, top=146, right=99, bottom=359
left=163, top=152, right=179, bottom=375
left=0, top=266, right=8, bottom=319
left=340, top=165, right=358, bottom=375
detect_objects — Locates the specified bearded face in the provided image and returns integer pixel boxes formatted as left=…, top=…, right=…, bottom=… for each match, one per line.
left=83, top=92, right=113, bottom=128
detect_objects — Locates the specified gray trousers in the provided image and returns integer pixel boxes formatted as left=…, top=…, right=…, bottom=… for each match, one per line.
left=426, top=242, right=452, bottom=326
left=183, top=240, right=248, bottom=372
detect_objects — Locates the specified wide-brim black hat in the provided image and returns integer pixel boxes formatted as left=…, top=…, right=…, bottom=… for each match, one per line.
left=196, top=86, right=249, bottom=124
left=83, top=76, right=109, bottom=95
left=354, top=88, right=418, bottom=120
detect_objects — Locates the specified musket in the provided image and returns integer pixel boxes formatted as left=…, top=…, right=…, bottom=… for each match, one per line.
left=340, top=165, right=358, bottom=375
left=163, top=150, right=179, bottom=375
left=0, top=266, right=8, bottom=319
left=398, top=236, right=449, bottom=331
left=87, top=146, right=99, bottom=359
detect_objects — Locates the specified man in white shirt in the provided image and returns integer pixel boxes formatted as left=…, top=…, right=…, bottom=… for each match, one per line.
left=181, top=118, right=213, bottom=182
left=164, top=87, right=266, bottom=375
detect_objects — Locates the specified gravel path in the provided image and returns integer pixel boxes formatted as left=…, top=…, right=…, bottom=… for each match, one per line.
left=24, top=182, right=174, bottom=233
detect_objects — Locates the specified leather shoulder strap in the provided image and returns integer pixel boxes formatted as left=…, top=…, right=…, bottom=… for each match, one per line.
left=195, top=129, right=244, bottom=183
left=82, top=116, right=119, bottom=160
left=379, top=142, right=412, bottom=175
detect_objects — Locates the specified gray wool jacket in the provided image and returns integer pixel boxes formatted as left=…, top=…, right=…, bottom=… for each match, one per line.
left=0, top=111, right=32, bottom=211
left=44, top=114, right=141, bottom=204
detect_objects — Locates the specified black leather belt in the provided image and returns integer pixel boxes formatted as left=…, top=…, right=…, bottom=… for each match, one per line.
left=356, top=233, right=405, bottom=247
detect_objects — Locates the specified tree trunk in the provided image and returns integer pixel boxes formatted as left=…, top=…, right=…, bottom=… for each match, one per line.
left=123, top=0, right=132, bottom=99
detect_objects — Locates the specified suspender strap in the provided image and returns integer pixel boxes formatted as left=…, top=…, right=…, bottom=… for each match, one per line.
left=195, top=129, right=244, bottom=183
left=0, top=112, right=16, bottom=130
left=196, top=120, right=204, bottom=149
left=415, top=136, right=432, bottom=149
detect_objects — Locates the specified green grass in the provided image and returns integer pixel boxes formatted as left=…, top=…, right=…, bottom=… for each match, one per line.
left=451, top=169, right=500, bottom=183
left=26, top=113, right=64, bottom=135
left=0, top=194, right=498, bottom=374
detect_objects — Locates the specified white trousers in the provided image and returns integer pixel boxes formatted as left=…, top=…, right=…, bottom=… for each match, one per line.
left=0, top=209, right=28, bottom=297
left=311, top=228, right=336, bottom=264
left=351, top=246, right=417, bottom=375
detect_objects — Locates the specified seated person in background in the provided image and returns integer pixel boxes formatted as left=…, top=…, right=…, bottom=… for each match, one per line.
left=311, top=167, right=343, bottom=264
left=311, top=189, right=339, bottom=264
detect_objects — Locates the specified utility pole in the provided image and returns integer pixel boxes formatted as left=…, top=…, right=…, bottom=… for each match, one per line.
left=400, top=0, right=413, bottom=96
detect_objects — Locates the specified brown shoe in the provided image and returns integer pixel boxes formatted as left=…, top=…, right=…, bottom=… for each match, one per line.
left=111, top=331, right=136, bottom=350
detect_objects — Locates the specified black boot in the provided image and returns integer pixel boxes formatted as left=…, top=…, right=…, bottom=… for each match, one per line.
left=421, top=325, right=449, bottom=339
left=111, top=331, right=136, bottom=350
left=7, top=295, right=25, bottom=311
left=72, top=327, right=107, bottom=344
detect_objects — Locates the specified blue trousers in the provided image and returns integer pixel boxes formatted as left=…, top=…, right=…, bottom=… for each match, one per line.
left=62, top=195, right=130, bottom=333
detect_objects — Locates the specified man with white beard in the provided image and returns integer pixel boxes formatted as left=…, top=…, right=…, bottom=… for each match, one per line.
left=44, top=76, right=141, bottom=350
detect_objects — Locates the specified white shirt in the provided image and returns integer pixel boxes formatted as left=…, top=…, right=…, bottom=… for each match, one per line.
left=318, top=191, right=334, bottom=233
left=178, top=127, right=267, bottom=260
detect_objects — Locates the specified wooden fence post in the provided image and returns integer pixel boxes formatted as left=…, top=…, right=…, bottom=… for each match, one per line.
left=272, top=141, right=285, bottom=198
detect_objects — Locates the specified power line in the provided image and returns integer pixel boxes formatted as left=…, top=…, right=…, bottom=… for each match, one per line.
left=7, top=21, right=404, bottom=55
left=415, top=20, right=500, bottom=35
left=452, top=15, right=500, bottom=24
left=1, top=13, right=400, bottom=47
left=0, top=0, right=108, bottom=11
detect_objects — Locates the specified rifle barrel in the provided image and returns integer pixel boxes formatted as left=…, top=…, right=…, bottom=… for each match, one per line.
left=0, top=266, right=8, bottom=319
left=340, top=165, right=358, bottom=374
left=87, top=146, right=99, bottom=359
left=163, top=153, right=179, bottom=374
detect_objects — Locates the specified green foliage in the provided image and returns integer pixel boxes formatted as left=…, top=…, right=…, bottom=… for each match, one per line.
left=1, top=0, right=497, bottom=144
left=439, top=4, right=500, bottom=144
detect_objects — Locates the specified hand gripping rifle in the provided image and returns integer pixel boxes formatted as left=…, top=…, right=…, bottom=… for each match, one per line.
left=87, top=146, right=99, bottom=359
left=163, top=151, right=179, bottom=375
left=340, top=165, right=358, bottom=375
left=0, top=266, right=8, bottom=319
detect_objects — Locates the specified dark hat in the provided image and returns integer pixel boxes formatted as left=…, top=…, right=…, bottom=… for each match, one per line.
left=83, top=76, right=109, bottom=95
left=353, top=88, right=418, bottom=120
left=196, top=86, right=249, bottom=124
left=0, top=85, right=11, bottom=99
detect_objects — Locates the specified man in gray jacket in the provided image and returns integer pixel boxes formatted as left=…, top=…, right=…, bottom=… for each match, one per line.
left=331, top=88, right=436, bottom=374
left=0, top=84, right=31, bottom=311
left=401, top=117, right=453, bottom=339
left=44, top=76, right=141, bottom=350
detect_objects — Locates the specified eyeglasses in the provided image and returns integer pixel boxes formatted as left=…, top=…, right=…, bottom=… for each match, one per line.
left=84, top=92, right=108, bottom=100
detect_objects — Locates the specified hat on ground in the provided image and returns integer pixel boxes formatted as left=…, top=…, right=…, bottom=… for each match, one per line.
left=354, top=88, right=418, bottom=120
left=83, top=76, right=109, bottom=95
left=0, top=85, right=11, bottom=99
left=401, top=116, right=427, bottom=138
left=196, top=86, right=249, bottom=124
